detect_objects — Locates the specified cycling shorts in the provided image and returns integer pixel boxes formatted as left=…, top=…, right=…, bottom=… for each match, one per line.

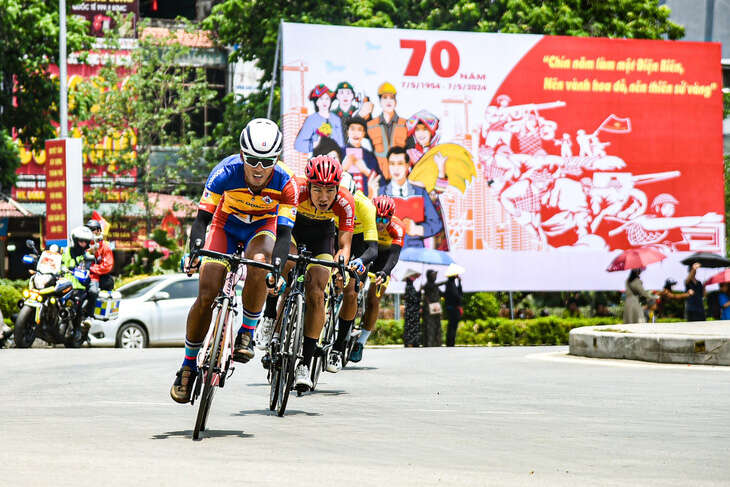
left=292, top=217, right=335, bottom=258
left=202, top=217, right=276, bottom=269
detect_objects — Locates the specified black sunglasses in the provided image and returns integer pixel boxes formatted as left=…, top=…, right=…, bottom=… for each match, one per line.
left=243, top=154, right=278, bottom=168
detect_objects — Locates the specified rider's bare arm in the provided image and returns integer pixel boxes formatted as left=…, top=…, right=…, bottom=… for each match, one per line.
left=335, top=230, right=353, bottom=265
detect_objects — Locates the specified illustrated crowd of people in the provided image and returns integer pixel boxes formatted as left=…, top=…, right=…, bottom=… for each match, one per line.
left=294, top=81, right=455, bottom=250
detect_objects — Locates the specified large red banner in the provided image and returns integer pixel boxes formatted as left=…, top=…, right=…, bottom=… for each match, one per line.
left=281, top=24, right=724, bottom=290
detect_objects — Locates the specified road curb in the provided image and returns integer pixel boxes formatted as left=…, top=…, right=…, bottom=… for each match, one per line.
left=569, top=322, right=730, bottom=366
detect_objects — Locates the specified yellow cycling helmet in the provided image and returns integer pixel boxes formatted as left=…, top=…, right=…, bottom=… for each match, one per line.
left=377, top=82, right=397, bottom=96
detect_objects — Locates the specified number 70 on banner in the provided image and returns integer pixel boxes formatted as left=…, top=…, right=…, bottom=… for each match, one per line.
left=400, top=39, right=460, bottom=77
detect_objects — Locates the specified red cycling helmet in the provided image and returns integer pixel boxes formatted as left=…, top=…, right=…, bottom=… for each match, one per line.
left=373, top=195, right=396, bottom=218
left=305, top=155, right=342, bottom=186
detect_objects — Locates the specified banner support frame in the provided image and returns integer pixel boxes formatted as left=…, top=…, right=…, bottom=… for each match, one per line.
left=266, top=21, right=282, bottom=120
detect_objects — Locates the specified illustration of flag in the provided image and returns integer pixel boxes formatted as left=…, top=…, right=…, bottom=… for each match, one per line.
left=160, top=209, right=181, bottom=237
left=596, top=114, right=631, bottom=134
left=91, top=210, right=110, bottom=237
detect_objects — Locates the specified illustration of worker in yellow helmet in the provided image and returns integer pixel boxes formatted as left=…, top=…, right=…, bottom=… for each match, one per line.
left=366, top=81, right=407, bottom=180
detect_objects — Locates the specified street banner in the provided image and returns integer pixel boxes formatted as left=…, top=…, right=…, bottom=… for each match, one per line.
left=45, top=139, right=84, bottom=247
left=71, top=0, right=139, bottom=38
left=280, top=23, right=724, bottom=291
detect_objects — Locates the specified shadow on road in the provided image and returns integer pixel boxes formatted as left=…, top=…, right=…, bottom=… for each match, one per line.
left=233, top=409, right=321, bottom=417
left=151, top=430, right=254, bottom=440
left=310, top=389, right=348, bottom=396
left=343, top=366, right=377, bottom=371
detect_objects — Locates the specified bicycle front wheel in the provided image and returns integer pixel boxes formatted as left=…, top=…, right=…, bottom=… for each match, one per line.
left=193, top=301, right=227, bottom=440
left=277, top=293, right=304, bottom=417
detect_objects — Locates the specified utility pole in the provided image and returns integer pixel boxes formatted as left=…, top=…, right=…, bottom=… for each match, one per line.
left=59, top=0, right=68, bottom=138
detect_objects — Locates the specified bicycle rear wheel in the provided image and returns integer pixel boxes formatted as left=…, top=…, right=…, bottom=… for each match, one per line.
left=276, top=293, right=303, bottom=417
left=193, top=301, right=226, bottom=440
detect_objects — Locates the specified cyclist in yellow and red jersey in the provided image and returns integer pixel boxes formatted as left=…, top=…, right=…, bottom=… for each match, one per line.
left=261, top=155, right=355, bottom=392
left=349, top=195, right=404, bottom=364
left=326, top=172, right=379, bottom=373
left=171, top=118, right=297, bottom=404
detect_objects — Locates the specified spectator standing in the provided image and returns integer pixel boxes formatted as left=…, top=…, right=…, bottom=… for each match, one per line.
left=718, top=283, right=730, bottom=320
left=439, top=273, right=463, bottom=347
left=685, top=263, right=706, bottom=321
left=402, top=269, right=421, bottom=347
left=623, top=268, right=656, bottom=324
left=421, top=270, right=442, bottom=347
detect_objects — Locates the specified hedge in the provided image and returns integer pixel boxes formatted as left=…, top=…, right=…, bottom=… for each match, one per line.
left=369, top=316, right=684, bottom=346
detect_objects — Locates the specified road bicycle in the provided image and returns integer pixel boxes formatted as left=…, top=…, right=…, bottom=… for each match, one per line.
left=268, top=247, right=344, bottom=417
left=310, top=265, right=360, bottom=390
left=343, top=271, right=389, bottom=367
left=188, top=241, right=279, bottom=440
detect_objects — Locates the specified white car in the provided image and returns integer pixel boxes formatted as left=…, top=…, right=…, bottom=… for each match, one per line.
left=89, top=274, right=241, bottom=349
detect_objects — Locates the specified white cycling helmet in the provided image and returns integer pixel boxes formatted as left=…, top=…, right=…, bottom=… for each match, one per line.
left=70, top=225, right=94, bottom=248
left=239, top=118, right=283, bottom=158
left=339, top=171, right=357, bottom=195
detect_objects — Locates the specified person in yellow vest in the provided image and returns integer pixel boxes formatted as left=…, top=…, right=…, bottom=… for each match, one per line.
left=366, top=82, right=407, bottom=180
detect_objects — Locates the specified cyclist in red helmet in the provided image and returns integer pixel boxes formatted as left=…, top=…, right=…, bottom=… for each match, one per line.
left=349, top=194, right=405, bottom=364
left=261, top=154, right=355, bottom=391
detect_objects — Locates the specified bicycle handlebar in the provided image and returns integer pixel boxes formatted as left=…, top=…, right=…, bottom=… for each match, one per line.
left=190, top=239, right=280, bottom=289
left=367, top=271, right=390, bottom=298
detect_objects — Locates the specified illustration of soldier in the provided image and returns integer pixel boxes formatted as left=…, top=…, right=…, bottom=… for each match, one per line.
left=366, top=82, right=408, bottom=180
left=607, top=192, right=723, bottom=250
left=553, top=133, right=573, bottom=158
left=499, top=167, right=556, bottom=247
left=331, top=81, right=374, bottom=126
left=294, top=83, right=345, bottom=154
left=342, top=116, right=382, bottom=196
left=375, top=147, right=443, bottom=248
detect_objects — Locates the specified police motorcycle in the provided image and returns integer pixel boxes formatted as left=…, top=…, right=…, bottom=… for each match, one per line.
left=14, top=240, right=74, bottom=348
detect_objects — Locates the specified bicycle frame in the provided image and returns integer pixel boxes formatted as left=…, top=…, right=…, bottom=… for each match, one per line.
left=196, top=262, right=246, bottom=388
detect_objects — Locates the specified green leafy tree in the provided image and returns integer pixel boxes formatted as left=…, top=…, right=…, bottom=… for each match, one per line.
left=0, top=0, right=91, bottom=188
left=71, top=17, right=217, bottom=233
left=204, top=0, right=684, bottom=155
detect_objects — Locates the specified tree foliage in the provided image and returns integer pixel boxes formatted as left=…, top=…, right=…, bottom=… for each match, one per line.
left=204, top=0, right=685, bottom=155
left=71, top=17, right=217, bottom=231
left=0, top=0, right=91, bottom=188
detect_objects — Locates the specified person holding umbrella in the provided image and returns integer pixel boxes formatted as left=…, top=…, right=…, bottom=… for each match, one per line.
left=685, top=263, right=706, bottom=322
left=607, top=247, right=665, bottom=324
left=623, top=268, right=657, bottom=324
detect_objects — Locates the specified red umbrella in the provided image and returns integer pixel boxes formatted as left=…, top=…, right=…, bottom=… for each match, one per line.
left=606, top=247, right=666, bottom=272
left=705, top=269, right=730, bottom=286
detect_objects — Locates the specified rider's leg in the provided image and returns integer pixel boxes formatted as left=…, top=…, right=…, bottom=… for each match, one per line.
left=171, top=260, right=226, bottom=403
left=182, top=261, right=227, bottom=369
left=301, top=262, right=330, bottom=368
left=359, top=283, right=381, bottom=345
left=238, top=232, right=274, bottom=336
left=334, top=275, right=357, bottom=352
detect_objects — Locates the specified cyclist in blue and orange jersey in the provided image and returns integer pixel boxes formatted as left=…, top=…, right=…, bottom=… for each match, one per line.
left=326, top=172, right=378, bottom=373
left=348, top=195, right=404, bottom=364
left=261, top=155, right=355, bottom=392
left=170, top=118, right=297, bottom=404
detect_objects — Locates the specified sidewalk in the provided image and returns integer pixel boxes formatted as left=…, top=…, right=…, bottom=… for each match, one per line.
left=569, top=322, right=730, bottom=366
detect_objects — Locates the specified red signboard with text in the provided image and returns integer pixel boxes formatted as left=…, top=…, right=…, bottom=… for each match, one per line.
left=45, top=140, right=68, bottom=242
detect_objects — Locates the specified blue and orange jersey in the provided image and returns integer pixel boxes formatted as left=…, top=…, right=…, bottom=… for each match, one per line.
left=198, top=155, right=298, bottom=228
left=295, top=177, right=355, bottom=232
left=377, top=216, right=405, bottom=248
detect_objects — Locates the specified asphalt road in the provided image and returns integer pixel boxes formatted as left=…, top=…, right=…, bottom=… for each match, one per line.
left=2, top=346, right=730, bottom=486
